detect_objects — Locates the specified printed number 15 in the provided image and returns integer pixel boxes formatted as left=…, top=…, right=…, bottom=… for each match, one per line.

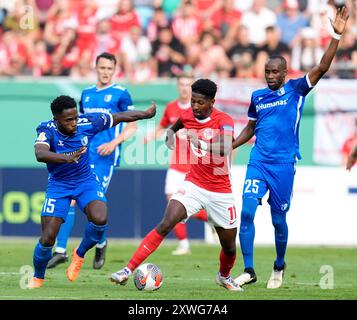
left=244, top=179, right=259, bottom=194
left=43, top=198, right=56, bottom=213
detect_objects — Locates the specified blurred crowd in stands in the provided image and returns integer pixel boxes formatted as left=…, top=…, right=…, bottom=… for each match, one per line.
left=0, top=0, right=357, bottom=81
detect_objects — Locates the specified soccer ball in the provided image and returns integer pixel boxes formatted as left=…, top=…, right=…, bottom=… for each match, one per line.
left=133, top=263, right=163, bottom=291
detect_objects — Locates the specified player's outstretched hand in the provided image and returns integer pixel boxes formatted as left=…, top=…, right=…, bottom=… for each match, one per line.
left=330, top=6, right=349, bottom=35
left=97, top=141, right=116, bottom=156
left=68, top=146, right=87, bottom=163
left=143, top=102, right=156, bottom=119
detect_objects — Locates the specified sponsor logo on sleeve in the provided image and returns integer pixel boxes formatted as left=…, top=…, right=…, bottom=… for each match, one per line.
left=37, top=132, right=47, bottom=142
left=222, top=125, right=234, bottom=132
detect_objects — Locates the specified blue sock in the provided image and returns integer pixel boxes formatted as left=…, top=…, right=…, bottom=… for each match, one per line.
left=33, top=241, right=53, bottom=279
left=56, top=206, right=76, bottom=252
left=97, top=232, right=107, bottom=247
left=77, top=222, right=107, bottom=258
left=239, top=197, right=259, bottom=270
left=271, top=210, right=288, bottom=269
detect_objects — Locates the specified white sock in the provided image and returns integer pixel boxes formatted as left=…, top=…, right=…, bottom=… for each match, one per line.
left=55, top=247, right=66, bottom=254
left=179, top=239, right=190, bottom=250
left=96, top=241, right=107, bottom=249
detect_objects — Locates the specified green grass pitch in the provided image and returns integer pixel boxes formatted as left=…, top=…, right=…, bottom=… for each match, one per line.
left=1, top=239, right=357, bottom=300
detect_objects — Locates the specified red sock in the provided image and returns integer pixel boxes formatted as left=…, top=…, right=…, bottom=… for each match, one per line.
left=219, top=249, right=236, bottom=277
left=193, top=209, right=207, bottom=221
left=173, top=222, right=187, bottom=240
left=127, top=229, right=164, bottom=271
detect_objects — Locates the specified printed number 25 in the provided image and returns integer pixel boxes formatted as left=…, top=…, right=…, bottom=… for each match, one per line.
left=244, top=179, right=259, bottom=194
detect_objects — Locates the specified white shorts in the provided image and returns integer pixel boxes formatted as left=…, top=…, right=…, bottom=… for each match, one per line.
left=165, top=168, right=186, bottom=195
left=171, top=181, right=238, bottom=229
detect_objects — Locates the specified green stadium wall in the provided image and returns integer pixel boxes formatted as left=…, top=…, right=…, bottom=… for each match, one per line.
left=0, top=78, right=314, bottom=168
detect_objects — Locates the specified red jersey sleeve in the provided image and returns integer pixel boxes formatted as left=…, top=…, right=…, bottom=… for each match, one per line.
left=219, top=114, right=235, bottom=136
left=159, top=104, right=171, bottom=128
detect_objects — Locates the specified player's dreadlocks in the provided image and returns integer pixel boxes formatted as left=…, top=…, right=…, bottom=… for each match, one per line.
left=191, top=79, right=217, bottom=100
left=50, top=95, right=77, bottom=115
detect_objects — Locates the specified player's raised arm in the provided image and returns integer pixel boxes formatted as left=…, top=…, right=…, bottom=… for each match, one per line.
left=35, top=143, right=87, bottom=164
left=308, top=6, right=349, bottom=86
left=111, top=102, right=156, bottom=126
left=232, top=120, right=256, bottom=149
left=144, top=125, right=166, bottom=144
left=165, top=118, right=184, bottom=150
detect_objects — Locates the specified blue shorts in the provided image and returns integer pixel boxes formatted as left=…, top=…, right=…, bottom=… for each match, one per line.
left=242, top=160, right=295, bottom=212
left=90, top=161, right=114, bottom=193
left=42, top=174, right=107, bottom=221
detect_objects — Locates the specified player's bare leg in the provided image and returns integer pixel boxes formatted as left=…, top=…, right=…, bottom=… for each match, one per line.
left=110, top=199, right=187, bottom=285
left=214, top=227, right=243, bottom=292
left=166, top=193, right=190, bottom=255
left=48, top=200, right=77, bottom=269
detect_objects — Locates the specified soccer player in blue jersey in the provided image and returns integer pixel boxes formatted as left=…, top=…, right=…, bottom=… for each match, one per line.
left=27, top=95, right=155, bottom=288
left=47, top=52, right=137, bottom=270
left=232, top=7, right=349, bottom=289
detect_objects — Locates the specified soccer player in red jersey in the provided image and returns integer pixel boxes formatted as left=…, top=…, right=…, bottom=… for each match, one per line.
left=144, top=73, right=208, bottom=255
left=110, top=79, right=242, bottom=291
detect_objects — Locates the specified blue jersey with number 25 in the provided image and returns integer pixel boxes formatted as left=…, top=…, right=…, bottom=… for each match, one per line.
left=248, top=75, right=313, bottom=163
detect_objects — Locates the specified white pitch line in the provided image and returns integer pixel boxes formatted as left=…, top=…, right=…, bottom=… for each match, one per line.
left=0, top=272, right=19, bottom=275
left=73, top=274, right=214, bottom=281
left=0, top=296, right=82, bottom=300
left=292, top=282, right=319, bottom=286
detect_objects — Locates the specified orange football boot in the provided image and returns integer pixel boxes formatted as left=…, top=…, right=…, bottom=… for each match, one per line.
left=66, top=248, right=84, bottom=282
left=27, top=277, right=44, bottom=289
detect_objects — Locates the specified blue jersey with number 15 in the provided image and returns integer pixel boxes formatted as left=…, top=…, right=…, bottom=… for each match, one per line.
left=248, top=75, right=314, bottom=163
left=35, top=113, right=113, bottom=182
